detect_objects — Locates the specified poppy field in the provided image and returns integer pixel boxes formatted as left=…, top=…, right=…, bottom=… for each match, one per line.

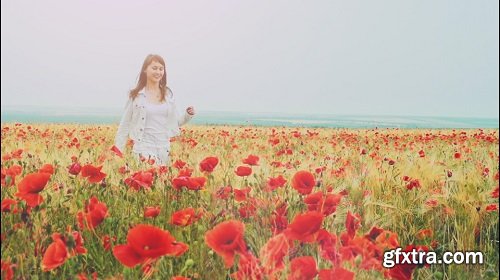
left=1, top=123, right=499, bottom=279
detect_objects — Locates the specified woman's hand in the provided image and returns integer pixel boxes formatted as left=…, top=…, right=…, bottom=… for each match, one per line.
left=186, top=106, right=195, bottom=116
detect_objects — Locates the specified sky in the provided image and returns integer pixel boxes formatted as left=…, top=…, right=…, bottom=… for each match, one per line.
left=1, top=0, right=499, bottom=118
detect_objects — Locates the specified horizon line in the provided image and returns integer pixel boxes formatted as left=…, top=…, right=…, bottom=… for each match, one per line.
left=1, top=105, right=499, bottom=120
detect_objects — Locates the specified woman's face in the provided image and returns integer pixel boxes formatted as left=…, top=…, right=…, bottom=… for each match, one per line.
left=144, top=60, right=165, bottom=84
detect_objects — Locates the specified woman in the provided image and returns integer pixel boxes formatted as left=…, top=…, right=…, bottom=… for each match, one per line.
left=115, top=54, right=195, bottom=165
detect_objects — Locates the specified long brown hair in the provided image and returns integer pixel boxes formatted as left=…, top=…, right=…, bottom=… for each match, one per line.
left=129, top=54, right=168, bottom=101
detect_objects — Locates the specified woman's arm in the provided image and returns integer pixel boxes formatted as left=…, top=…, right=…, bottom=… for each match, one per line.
left=114, top=98, right=133, bottom=152
left=168, top=88, right=194, bottom=127
left=177, top=108, right=194, bottom=127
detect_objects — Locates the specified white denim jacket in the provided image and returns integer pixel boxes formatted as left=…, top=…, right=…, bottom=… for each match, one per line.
left=114, top=87, right=193, bottom=153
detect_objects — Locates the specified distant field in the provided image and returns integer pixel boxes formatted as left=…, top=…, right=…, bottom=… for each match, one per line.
left=1, top=123, right=498, bottom=279
left=2, top=108, right=499, bottom=128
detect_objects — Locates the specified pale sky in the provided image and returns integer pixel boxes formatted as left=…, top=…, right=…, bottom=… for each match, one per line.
left=1, top=0, right=499, bottom=118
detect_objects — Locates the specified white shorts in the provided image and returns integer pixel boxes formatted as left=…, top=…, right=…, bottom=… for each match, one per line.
left=132, top=142, right=170, bottom=166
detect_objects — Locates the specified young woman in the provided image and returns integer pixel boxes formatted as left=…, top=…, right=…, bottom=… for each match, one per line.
left=115, top=54, right=195, bottom=165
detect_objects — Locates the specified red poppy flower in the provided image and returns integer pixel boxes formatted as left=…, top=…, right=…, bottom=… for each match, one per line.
left=231, top=253, right=263, bottom=280
left=491, top=186, right=499, bottom=198
left=242, top=155, right=259, bottom=166
left=68, top=162, right=82, bottom=175
left=386, top=245, right=429, bottom=280
left=78, top=196, right=108, bottom=230
left=259, top=233, right=289, bottom=275
left=39, top=164, right=54, bottom=175
left=291, top=171, right=315, bottom=195
left=117, top=165, right=129, bottom=174
left=266, top=175, right=287, bottom=191
left=274, top=201, right=288, bottom=217
left=199, top=156, right=219, bottom=173
left=1, top=199, right=17, bottom=212
left=124, top=171, right=154, bottom=191
left=186, top=177, right=207, bottom=191
left=155, top=165, right=166, bottom=175
left=1, top=260, right=15, bottom=280
left=15, top=172, right=51, bottom=207
left=364, top=226, right=384, bottom=241
left=173, top=176, right=207, bottom=191
left=11, top=149, right=23, bottom=159
left=318, top=193, right=341, bottom=216
left=110, top=145, right=123, bottom=158
left=81, top=164, right=106, bottom=184
left=346, top=211, right=361, bottom=238
left=171, top=208, right=202, bottom=226
left=1, top=154, right=12, bottom=161
left=70, top=230, right=87, bottom=255
left=405, top=179, right=421, bottom=190
left=270, top=161, right=283, bottom=168
left=77, top=272, right=98, bottom=280
left=304, top=191, right=323, bottom=211
left=238, top=201, right=257, bottom=219
left=454, top=152, right=461, bottom=159
left=316, top=229, right=339, bottom=263
left=170, top=241, right=189, bottom=257
left=416, top=229, right=433, bottom=240
left=418, top=150, right=425, bottom=157
left=234, top=187, right=251, bottom=202
left=1, top=165, right=22, bottom=187
left=173, top=160, right=187, bottom=170
left=42, top=233, right=68, bottom=271
left=486, top=204, right=498, bottom=212
left=205, top=220, right=247, bottom=268
left=289, top=256, right=318, bottom=280
left=338, top=239, right=363, bottom=261
left=172, top=176, right=190, bottom=191
left=102, top=235, right=116, bottom=251
left=318, top=267, right=354, bottom=280
left=144, top=206, right=161, bottom=218
left=214, top=185, right=232, bottom=199
left=425, top=199, right=438, bottom=208
left=285, top=211, right=323, bottom=243
left=483, top=167, right=490, bottom=177
left=113, top=224, right=180, bottom=267
left=235, top=166, right=252, bottom=177
left=271, top=211, right=288, bottom=235
left=176, top=167, right=192, bottom=177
